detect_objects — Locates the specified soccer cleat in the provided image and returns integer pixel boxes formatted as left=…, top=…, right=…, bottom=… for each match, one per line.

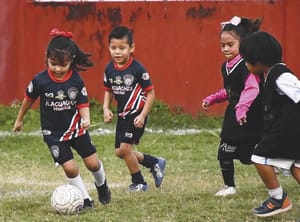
left=253, top=192, right=292, bottom=217
left=150, top=157, right=166, bottom=187
left=215, top=186, right=236, bottom=196
left=95, top=180, right=111, bottom=205
left=128, top=183, right=148, bottom=192
left=83, top=198, right=94, bottom=209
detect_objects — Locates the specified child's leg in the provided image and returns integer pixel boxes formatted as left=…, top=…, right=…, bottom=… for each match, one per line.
left=219, top=160, right=235, bottom=187
left=83, top=153, right=106, bottom=186
left=291, top=165, right=300, bottom=184
left=133, top=150, right=158, bottom=168
left=116, top=143, right=146, bottom=185
left=255, top=163, right=280, bottom=189
left=62, top=159, right=92, bottom=201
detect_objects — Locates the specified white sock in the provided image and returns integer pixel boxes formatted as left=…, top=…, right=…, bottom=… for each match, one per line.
left=268, top=186, right=283, bottom=200
left=92, top=161, right=106, bottom=187
left=67, top=174, right=92, bottom=200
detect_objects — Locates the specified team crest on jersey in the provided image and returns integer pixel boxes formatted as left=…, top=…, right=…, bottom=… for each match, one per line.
left=123, top=74, right=134, bottom=86
left=55, top=90, right=66, bottom=100
left=50, top=145, right=60, bottom=159
left=67, top=87, right=78, bottom=100
left=142, top=72, right=150, bottom=80
left=113, top=76, right=123, bottom=85
left=27, top=81, right=33, bottom=93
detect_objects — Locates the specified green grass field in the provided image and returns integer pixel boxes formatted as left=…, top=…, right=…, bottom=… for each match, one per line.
left=0, top=103, right=300, bottom=222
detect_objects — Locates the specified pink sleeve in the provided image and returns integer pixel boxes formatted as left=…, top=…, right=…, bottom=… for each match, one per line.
left=235, top=73, right=260, bottom=122
left=203, top=88, right=227, bottom=105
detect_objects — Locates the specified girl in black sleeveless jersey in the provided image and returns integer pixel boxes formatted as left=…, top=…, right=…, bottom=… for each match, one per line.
left=202, top=16, right=263, bottom=197
left=240, top=31, right=300, bottom=217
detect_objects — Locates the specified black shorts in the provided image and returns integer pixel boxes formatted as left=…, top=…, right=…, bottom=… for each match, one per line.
left=45, top=133, right=96, bottom=165
left=115, top=114, right=147, bottom=148
left=217, top=139, right=256, bottom=164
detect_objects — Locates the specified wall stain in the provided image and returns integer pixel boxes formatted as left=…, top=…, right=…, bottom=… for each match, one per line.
left=186, top=5, right=216, bottom=19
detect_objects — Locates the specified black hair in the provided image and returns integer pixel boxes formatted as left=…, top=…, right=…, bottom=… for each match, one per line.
left=46, top=36, right=93, bottom=72
left=239, top=31, right=282, bottom=66
left=221, top=17, right=263, bottom=41
left=108, top=26, right=133, bottom=46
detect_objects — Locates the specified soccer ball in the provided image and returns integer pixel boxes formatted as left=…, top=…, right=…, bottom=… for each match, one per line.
left=50, top=184, right=84, bottom=215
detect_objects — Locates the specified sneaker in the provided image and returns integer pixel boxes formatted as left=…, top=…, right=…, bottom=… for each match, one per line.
left=253, top=192, right=292, bottom=217
left=150, top=157, right=166, bottom=187
left=215, top=186, right=236, bottom=196
left=95, top=180, right=111, bottom=205
left=83, top=198, right=94, bottom=209
left=128, top=183, right=148, bottom=192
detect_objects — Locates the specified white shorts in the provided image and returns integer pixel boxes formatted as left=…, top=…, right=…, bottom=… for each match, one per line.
left=251, top=154, right=300, bottom=169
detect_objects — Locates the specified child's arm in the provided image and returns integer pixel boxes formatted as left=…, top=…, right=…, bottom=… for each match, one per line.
left=235, top=73, right=260, bottom=125
left=13, top=98, right=35, bottom=132
left=134, top=89, right=155, bottom=128
left=202, top=88, right=227, bottom=110
left=276, top=72, right=300, bottom=103
left=79, top=106, right=90, bottom=130
left=103, top=90, right=114, bottom=123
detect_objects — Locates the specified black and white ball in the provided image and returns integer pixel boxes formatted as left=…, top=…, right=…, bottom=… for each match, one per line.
left=51, top=184, right=84, bottom=214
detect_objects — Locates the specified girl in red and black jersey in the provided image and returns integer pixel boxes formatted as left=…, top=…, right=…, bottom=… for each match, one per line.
left=13, top=29, right=111, bottom=208
left=202, top=16, right=264, bottom=197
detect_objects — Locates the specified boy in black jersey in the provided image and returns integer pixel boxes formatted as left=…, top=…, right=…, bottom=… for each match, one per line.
left=13, top=28, right=111, bottom=208
left=240, top=31, right=300, bottom=217
left=103, top=26, right=166, bottom=191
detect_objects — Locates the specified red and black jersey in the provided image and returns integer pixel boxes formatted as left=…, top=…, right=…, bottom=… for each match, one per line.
left=104, top=57, right=153, bottom=118
left=25, top=69, right=89, bottom=142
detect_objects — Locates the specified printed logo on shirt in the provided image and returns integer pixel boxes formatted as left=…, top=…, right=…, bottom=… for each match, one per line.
left=81, top=87, right=88, bottom=96
left=55, top=90, right=66, bottom=100
left=42, top=130, right=52, bottom=135
left=68, top=87, right=78, bottom=100
left=113, top=76, right=123, bottom=85
left=27, top=81, right=33, bottom=93
left=123, top=74, right=134, bottom=86
left=142, top=72, right=150, bottom=80
left=50, top=145, right=60, bottom=159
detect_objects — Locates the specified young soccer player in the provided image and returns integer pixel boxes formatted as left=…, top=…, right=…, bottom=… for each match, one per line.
left=240, top=31, right=300, bottom=217
left=103, top=26, right=166, bottom=191
left=13, top=28, right=111, bottom=208
left=202, top=16, right=264, bottom=196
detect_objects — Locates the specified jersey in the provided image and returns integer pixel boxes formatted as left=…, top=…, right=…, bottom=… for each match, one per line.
left=103, top=56, right=153, bottom=118
left=253, top=63, right=300, bottom=159
left=220, top=57, right=264, bottom=143
left=25, top=69, right=89, bottom=143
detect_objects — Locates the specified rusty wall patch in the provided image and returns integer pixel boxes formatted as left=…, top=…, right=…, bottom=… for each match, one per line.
left=186, top=5, right=216, bottom=19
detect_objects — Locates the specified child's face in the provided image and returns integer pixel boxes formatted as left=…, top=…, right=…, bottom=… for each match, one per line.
left=220, top=31, right=240, bottom=60
left=47, top=58, right=72, bottom=78
left=109, top=37, right=135, bottom=67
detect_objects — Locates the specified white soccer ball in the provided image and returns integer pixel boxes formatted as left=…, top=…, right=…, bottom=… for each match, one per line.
left=50, top=184, right=84, bottom=215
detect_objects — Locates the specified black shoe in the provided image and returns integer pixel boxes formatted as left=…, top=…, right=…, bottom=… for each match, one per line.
left=95, top=180, right=111, bottom=205
left=83, top=198, right=94, bottom=209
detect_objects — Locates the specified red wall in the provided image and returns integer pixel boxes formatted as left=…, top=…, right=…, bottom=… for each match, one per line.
left=1, top=0, right=299, bottom=116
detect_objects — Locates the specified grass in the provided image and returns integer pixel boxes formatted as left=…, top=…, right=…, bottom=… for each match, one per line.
left=0, top=102, right=300, bottom=221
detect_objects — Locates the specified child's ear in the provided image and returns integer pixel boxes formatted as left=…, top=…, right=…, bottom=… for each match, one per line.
left=130, top=43, right=135, bottom=53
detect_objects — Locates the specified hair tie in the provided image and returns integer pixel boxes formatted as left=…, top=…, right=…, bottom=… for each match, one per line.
left=50, top=28, right=73, bottom=38
left=220, top=16, right=241, bottom=29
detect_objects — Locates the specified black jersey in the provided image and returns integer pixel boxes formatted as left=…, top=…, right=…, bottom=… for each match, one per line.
left=220, top=57, right=263, bottom=143
left=254, top=64, right=300, bottom=159
left=104, top=57, right=153, bottom=118
left=25, top=69, right=89, bottom=142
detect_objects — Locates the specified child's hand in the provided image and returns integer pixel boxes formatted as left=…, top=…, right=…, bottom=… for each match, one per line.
left=134, top=114, right=145, bottom=128
left=81, top=119, right=90, bottom=130
left=202, top=100, right=210, bottom=111
left=103, top=109, right=114, bottom=123
left=13, top=120, right=23, bottom=132
left=238, top=117, right=247, bottom=126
